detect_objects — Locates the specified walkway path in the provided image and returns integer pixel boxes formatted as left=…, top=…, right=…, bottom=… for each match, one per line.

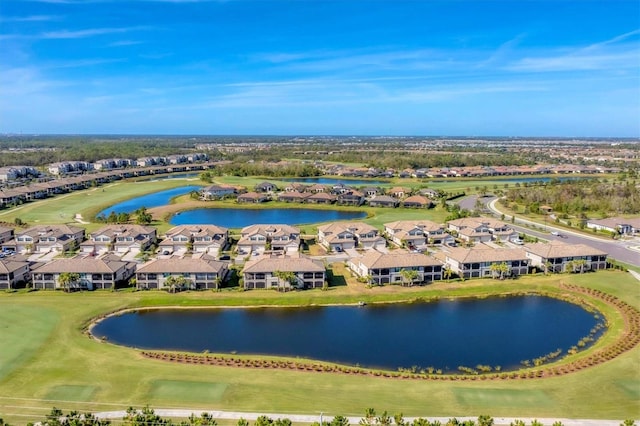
left=93, top=408, right=632, bottom=426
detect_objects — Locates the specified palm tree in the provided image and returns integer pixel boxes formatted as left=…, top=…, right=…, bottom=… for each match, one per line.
left=273, top=270, right=296, bottom=291
left=58, top=272, right=80, bottom=292
left=399, top=268, right=419, bottom=287
left=443, top=266, right=453, bottom=282
left=213, top=276, right=222, bottom=291
left=490, top=262, right=510, bottom=280
left=359, top=408, right=376, bottom=426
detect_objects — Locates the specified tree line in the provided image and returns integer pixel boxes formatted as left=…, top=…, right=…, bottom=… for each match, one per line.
left=4, top=407, right=636, bottom=426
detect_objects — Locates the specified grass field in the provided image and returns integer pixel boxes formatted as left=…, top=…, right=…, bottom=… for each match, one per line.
left=0, top=271, right=638, bottom=423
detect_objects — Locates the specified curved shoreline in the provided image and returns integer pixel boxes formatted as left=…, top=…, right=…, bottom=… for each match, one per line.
left=85, top=286, right=635, bottom=378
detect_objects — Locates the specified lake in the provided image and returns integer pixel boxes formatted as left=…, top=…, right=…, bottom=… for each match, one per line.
left=92, top=296, right=603, bottom=372
left=170, top=208, right=366, bottom=227
left=99, top=185, right=202, bottom=216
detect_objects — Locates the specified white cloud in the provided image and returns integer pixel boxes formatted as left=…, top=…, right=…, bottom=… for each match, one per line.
left=42, top=26, right=148, bottom=39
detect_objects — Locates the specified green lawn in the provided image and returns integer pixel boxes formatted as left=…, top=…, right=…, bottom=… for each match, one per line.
left=0, top=271, right=638, bottom=423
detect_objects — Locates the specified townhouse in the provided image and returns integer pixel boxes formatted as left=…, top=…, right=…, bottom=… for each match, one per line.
left=317, top=222, right=386, bottom=252
left=11, top=225, right=85, bottom=254
left=443, top=247, right=530, bottom=279
left=158, top=225, right=228, bottom=256
left=80, top=225, right=157, bottom=256
left=242, top=254, right=325, bottom=290
left=31, top=256, right=136, bottom=290
left=524, top=241, right=608, bottom=273
left=348, top=250, right=443, bottom=286
left=237, top=224, right=300, bottom=255
left=0, top=258, right=30, bottom=289
left=0, top=226, right=14, bottom=244
left=384, top=220, right=450, bottom=247
left=447, top=218, right=516, bottom=243
left=135, top=256, right=228, bottom=290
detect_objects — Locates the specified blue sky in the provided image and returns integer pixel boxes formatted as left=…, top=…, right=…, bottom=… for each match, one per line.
left=1, top=0, right=639, bottom=136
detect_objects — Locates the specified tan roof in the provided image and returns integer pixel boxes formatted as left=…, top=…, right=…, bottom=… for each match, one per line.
left=19, top=224, right=84, bottom=238
left=90, top=225, right=156, bottom=239
left=0, top=259, right=28, bottom=274
left=385, top=220, right=443, bottom=232
left=243, top=256, right=325, bottom=273
left=524, top=241, right=607, bottom=258
left=164, top=225, right=228, bottom=238
left=318, top=222, right=377, bottom=235
left=32, top=257, right=129, bottom=273
left=241, top=224, right=300, bottom=237
left=446, top=247, right=528, bottom=263
left=587, top=217, right=640, bottom=229
left=403, top=195, right=432, bottom=205
left=136, top=257, right=227, bottom=273
left=358, top=250, right=442, bottom=268
left=447, top=218, right=509, bottom=230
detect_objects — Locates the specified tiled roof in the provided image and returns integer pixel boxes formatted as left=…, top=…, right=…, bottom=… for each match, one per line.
left=524, top=242, right=607, bottom=258
left=243, top=256, right=325, bottom=273
left=136, top=257, right=227, bottom=273
left=32, top=257, right=128, bottom=273
left=446, top=247, right=528, bottom=263
left=358, top=250, right=442, bottom=268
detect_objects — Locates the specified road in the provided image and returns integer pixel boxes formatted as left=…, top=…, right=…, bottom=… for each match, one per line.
left=457, top=195, right=640, bottom=267
left=92, top=408, right=630, bottom=426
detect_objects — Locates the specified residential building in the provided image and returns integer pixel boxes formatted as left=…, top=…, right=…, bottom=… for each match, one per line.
left=306, top=192, right=337, bottom=204
left=337, top=190, right=365, bottom=206
left=387, top=186, right=411, bottom=198
left=368, top=195, right=399, bottom=208
left=317, top=222, right=385, bottom=251
left=384, top=220, right=449, bottom=247
left=158, top=225, right=228, bottom=256
left=443, top=247, right=530, bottom=279
left=201, top=185, right=237, bottom=200
left=0, top=226, right=14, bottom=244
left=242, top=254, right=325, bottom=290
left=31, top=256, right=136, bottom=290
left=80, top=225, right=157, bottom=255
left=447, top=218, right=516, bottom=242
left=237, top=224, right=300, bottom=255
left=12, top=225, right=85, bottom=254
left=524, top=241, right=608, bottom=273
left=586, top=217, right=640, bottom=235
left=0, top=258, right=30, bottom=289
left=237, top=192, right=270, bottom=203
left=255, top=182, right=277, bottom=192
left=136, top=256, right=228, bottom=290
left=348, top=250, right=443, bottom=285
left=278, top=192, right=310, bottom=203
left=402, top=195, right=433, bottom=209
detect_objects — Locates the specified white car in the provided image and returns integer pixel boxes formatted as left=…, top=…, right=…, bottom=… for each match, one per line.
left=551, top=231, right=560, bottom=236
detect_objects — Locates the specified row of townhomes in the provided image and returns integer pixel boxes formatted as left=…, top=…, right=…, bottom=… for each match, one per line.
left=0, top=218, right=609, bottom=291
left=201, top=182, right=437, bottom=208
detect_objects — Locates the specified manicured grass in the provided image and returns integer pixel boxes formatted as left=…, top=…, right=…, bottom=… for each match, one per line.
left=150, top=380, right=228, bottom=403
left=45, top=385, right=97, bottom=402
left=0, top=178, right=201, bottom=230
left=0, top=305, right=58, bottom=381
left=616, top=380, right=640, bottom=398
left=0, top=271, right=638, bottom=423
left=453, top=388, right=554, bottom=409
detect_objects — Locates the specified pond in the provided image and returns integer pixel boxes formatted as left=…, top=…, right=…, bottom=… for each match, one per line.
left=99, top=185, right=202, bottom=216
left=279, top=177, right=389, bottom=186
left=92, top=296, right=603, bottom=372
left=170, top=208, right=366, bottom=227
